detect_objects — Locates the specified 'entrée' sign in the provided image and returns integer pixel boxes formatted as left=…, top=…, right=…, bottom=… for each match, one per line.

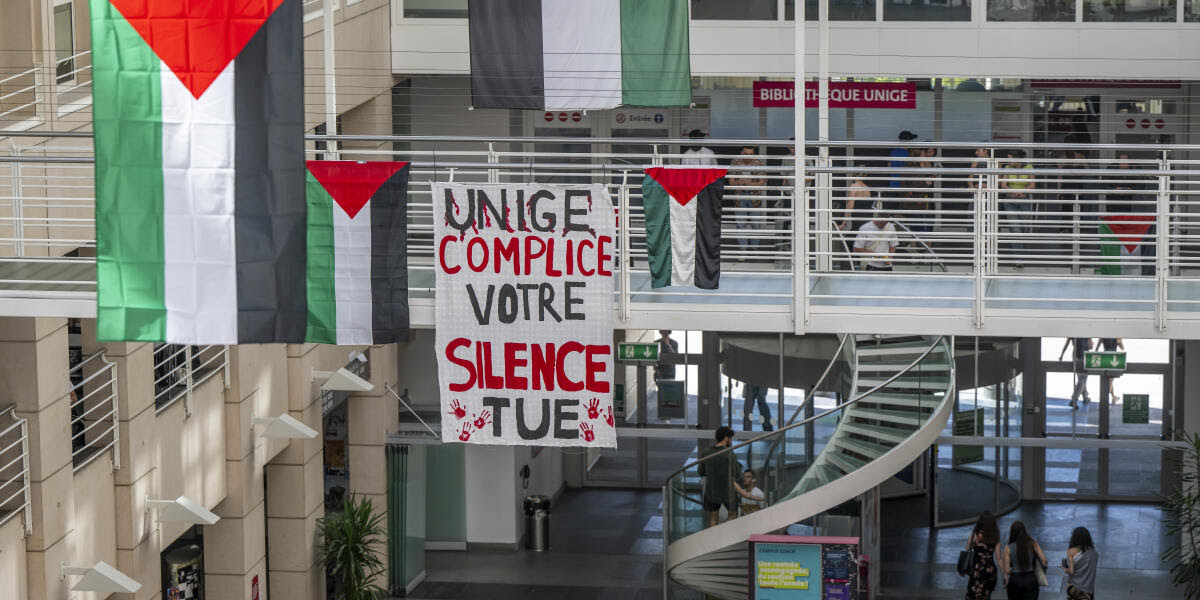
left=753, top=81, right=917, bottom=109
left=433, top=183, right=616, bottom=448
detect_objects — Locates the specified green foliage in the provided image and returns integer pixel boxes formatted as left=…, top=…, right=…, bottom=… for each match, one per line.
left=317, top=495, right=387, bottom=600
left=1162, top=431, right=1200, bottom=600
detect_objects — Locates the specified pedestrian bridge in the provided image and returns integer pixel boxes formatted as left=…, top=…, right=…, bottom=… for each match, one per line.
left=2, top=133, right=1199, bottom=339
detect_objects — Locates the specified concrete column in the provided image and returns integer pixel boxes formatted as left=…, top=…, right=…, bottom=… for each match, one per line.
left=698, top=332, right=722, bottom=429
left=346, top=343, right=397, bottom=590
left=0, top=318, right=73, bottom=600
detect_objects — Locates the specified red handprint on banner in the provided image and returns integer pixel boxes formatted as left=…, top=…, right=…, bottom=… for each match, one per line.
left=458, top=422, right=473, bottom=442
left=580, top=422, right=595, bottom=443
left=585, top=398, right=601, bottom=420
left=605, top=406, right=614, bottom=427
left=473, top=410, right=492, bottom=431
left=448, top=399, right=466, bottom=420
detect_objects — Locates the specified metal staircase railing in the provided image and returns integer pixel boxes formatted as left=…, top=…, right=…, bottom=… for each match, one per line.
left=662, top=334, right=954, bottom=600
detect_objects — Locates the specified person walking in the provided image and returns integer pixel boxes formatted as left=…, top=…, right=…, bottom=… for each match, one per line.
left=964, top=511, right=1001, bottom=600
left=698, top=426, right=744, bottom=528
left=1063, top=527, right=1098, bottom=600
left=730, top=146, right=768, bottom=258
left=682, top=130, right=718, bottom=166
left=1100, top=337, right=1124, bottom=404
left=999, top=149, right=1035, bottom=268
left=1001, top=521, right=1047, bottom=600
left=1058, top=337, right=1093, bottom=409
left=742, top=383, right=774, bottom=431
left=854, top=211, right=900, bottom=272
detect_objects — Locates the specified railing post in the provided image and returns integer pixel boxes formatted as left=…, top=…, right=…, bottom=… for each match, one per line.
left=973, top=185, right=984, bottom=328
left=619, top=178, right=630, bottom=324
left=986, top=154, right=999, bottom=276
left=487, top=142, right=498, bottom=184
left=223, top=346, right=231, bottom=389
left=107, top=356, right=121, bottom=471
left=1071, top=193, right=1081, bottom=275
left=12, top=148, right=22, bottom=256
left=796, top=156, right=808, bottom=335
left=816, top=152, right=832, bottom=272
left=1156, top=153, right=1169, bottom=332
left=184, top=345, right=194, bottom=418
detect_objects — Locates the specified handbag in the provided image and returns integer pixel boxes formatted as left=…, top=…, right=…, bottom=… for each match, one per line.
left=956, top=546, right=975, bottom=577
left=1034, top=557, right=1049, bottom=586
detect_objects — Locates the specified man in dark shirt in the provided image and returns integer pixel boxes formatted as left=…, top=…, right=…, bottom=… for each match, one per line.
left=654, top=330, right=679, bottom=381
left=698, top=426, right=745, bottom=527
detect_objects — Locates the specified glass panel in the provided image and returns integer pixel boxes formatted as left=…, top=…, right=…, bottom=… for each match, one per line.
left=988, top=0, right=1075, bottom=20
left=404, top=0, right=467, bottom=18
left=787, top=0, right=878, bottom=20
left=1188, top=0, right=1200, bottom=19
left=884, top=0, right=971, bottom=20
left=54, top=4, right=74, bottom=84
left=692, top=0, right=779, bottom=20
left=532, top=127, right=591, bottom=185
left=1107, top=373, right=1163, bottom=498
left=1085, top=0, right=1176, bottom=20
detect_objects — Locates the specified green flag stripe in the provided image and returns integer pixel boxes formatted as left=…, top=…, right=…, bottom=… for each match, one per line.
left=91, top=0, right=165, bottom=341
left=305, top=172, right=338, bottom=344
left=620, top=0, right=691, bottom=107
left=642, top=177, right=674, bottom=288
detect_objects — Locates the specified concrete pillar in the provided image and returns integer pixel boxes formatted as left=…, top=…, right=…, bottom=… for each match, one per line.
left=698, top=332, right=722, bottom=429
left=346, top=343, right=397, bottom=591
left=0, top=318, right=73, bottom=600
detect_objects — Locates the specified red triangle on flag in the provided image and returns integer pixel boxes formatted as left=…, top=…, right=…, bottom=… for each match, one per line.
left=645, top=167, right=727, bottom=206
left=110, top=0, right=287, bottom=99
left=1103, top=215, right=1154, bottom=252
left=307, top=161, right=409, bottom=219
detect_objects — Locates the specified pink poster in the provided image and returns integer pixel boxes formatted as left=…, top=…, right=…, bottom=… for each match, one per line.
left=753, top=81, right=917, bottom=109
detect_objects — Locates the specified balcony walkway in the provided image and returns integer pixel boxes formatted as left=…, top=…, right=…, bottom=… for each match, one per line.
left=4, top=134, right=1200, bottom=338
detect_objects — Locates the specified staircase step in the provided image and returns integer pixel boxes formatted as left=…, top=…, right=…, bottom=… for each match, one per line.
left=825, top=450, right=868, bottom=475
left=855, top=392, right=938, bottom=408
left=840, top=421, right=916, bottom=444
left=856, top=358, right=950, bottom=371
left=835, top=436, right=892, bottom=460
left=855, top=344, right=945, bottom=358
left=848, top=407, right=927, bottom=426
left=857, top=376, right=948, bottom=390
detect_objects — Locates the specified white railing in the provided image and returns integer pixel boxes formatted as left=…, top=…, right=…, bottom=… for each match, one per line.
left=0, top=406, right=31, bottom=533
left=68, top=350, right=119, bottom=471
left=153, top=344, right=229, bottom=416
left=2, top=134, right=1200, bottom=332
left=0, top=51, right=92, bottom=125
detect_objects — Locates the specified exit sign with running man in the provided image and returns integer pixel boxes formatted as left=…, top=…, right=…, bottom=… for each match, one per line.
left=617, top=342, right=659, bottom=362
left=1084, top=351, right=1126, bottom=372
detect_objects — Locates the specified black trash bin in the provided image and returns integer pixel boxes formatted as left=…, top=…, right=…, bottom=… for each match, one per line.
left=523, top=495, right=551, bottom=551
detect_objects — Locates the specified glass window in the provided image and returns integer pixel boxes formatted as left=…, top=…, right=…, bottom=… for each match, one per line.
left=1188, top=0, right=1200, bottom=19
left=404, top=0, right=467, bottom=18
left=884, top=0, right=971, bottom=20
left=988, top=0, right=1074, bottom=20
left=54, top=2, right=74, bottom=84
left=692, top=0, right=779, bottom=20
left=787, top=0, right=877, bottom=20
left=1085, top=0, right=1176, bottom=20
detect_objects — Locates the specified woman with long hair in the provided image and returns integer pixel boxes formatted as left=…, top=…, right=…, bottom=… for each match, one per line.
left=964, top=511, right=1001, bottom=599
left=1063, top=526, right=1098, bottom=599
left=1002, top=520, right=1047, bottom=599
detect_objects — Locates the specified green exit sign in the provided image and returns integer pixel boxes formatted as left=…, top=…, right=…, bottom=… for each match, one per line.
left=618, top=342, right=659, bottom=362
left=1084, top=351, right=1126, bottom=372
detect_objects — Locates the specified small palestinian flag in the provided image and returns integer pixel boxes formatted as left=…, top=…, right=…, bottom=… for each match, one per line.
left=641, top=167, right=727, bottom=289
left=469, top=0, right=691, bottom=110
left=1099, top=215, right=1153, bottom=276
left=306, top=161, right=411, bottom=345
left=91, top=0, right=305, bottom=343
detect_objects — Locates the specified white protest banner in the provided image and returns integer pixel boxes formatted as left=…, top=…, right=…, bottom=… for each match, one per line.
left=433, top=183, right=616, bottom=447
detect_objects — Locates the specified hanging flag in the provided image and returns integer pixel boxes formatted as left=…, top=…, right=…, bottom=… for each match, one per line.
left=91, top=0, right=305, bottom=343
left=641, top=167, right=727, bottom=289
left=305, top=161, right=411, bottom=345
left=469, top=0, right=691, bottom=110
left=1098, top=215, right=1153, bottom=276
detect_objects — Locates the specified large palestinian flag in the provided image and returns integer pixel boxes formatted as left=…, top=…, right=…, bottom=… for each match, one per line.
left=91, top=0, right=305, bottom=344
left=469, top=0, right=691, bottom=110
left=1099, top=215, right=1154, bottom=276
left=641, top=167, right=727, bottom=289
left=305, top=161, right=411, bottom=345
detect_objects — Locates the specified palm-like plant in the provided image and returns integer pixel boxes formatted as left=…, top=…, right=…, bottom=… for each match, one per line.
left=317, top=495, right=387, bottom=600
left=1162, top=430, right=1200, bottom=600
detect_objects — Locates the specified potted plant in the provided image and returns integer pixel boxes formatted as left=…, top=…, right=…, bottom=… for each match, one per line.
left=1162, top=430, right=1200, bottom=600
left=317, top=494, right=387, bottom=600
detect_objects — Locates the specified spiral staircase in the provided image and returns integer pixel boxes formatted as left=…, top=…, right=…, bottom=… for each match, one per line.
left=663, top=333, right=955, bottom=599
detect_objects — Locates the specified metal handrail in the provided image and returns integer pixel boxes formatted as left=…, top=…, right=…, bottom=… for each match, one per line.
left=0, top=405, right=31, bottom=533
left=663, top=334, right=945, bottom=486
left=68, top=350, right=119, bottom=471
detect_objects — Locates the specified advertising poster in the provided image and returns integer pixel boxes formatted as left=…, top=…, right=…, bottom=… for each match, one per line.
left=754, top=542, right=822, bottom=600
left=433, top=183, right=617, bottom=447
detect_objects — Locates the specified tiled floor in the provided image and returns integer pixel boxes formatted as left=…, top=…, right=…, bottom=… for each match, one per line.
left=400, top=488, right=1183, bottom=600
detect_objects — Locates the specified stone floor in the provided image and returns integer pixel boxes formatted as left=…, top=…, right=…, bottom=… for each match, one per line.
left=399, top=488, right=1183, bottom=600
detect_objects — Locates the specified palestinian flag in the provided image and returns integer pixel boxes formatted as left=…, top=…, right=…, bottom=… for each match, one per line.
left=642, top=167, right=727, bottom=289
left=1099, top=215, right=1153, bottom=276
left=91, top=0, right=305, bottom=344
left=469, top=0, right=691, bottom=110
left=305, top=161, right=411, bottom=345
